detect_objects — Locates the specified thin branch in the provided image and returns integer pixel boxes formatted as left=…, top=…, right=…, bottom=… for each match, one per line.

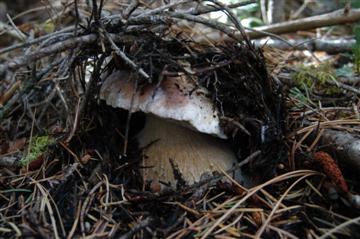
left=198, top=8, right=360, bottom=42
left=0, top=34, right=96, bottom=75
left=122, top=0, right=139, bottom=19
left=0, top=33, right=136, bottom=76
left=0, top=21, right=25, bottom=41
left=187, top=0, right=256, bottom=15
left=119, top=217, right=155, bottom=239
left=99, top=26, right=150, bottom=79
left=206, top=0, right=251, bottom=45
left=167, top=11, right=239, bottom=41
left=0, top=26, right=75, bottom=55
left=318, top=216, right=360, bottom=239
left=134, top=0, right=193, bottom=18
left=6, top=14, right=27, bottom=41
left=255, top=38, right=356, bottom=53
left=249, top=8, right=360, bottom=39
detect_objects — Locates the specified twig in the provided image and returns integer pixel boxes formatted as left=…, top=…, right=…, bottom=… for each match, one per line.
left=248, top=8, right=360, bottom=39
left=0, top=34, right=96, bottom=75
left=125, top=14, right=171, bottom=25
left=187, top=0, right=256, bottom=15
left=0, top=33, right=137, bottom=76
left=99, top=26, right=150, bottom=79
left=32, top=180, right=61, bottom=239
left=91, top=0, right=100, bottom=24
left=255, top=174, right=319, bottom=238
left=199, top=8, right=360, bottom=42
left=167, top=11, right=239, bottom=41
left=0, top=81, right=21, bottom=107
left=291, top=0, right=312, bottom=20
left=122, top=0, right=139, bottom=19
left=206, top=0, right=251, bottom=46
left=260, top=0, right=268, bottom=25
left=6, top=14, right=27, bottom=41
left=255, top=38, right=356, bottom=53
left=220, top=116, right=251, bottom=136
left=0, top=21, right=24, bottom=41
left=118, top=217, right=155, bottom=239
left=134, top=0, right=192, bottom=18
left=200, top=170, right=319, bottom=238
left=0, top=27, right=75, bottom=55
left=65, top=97, right=81, bottom=143
left=74, top=0, right=80, bottom=34
left=318, top=216, right=360, bottom=239
left=67, top=201, right=82, bottom=239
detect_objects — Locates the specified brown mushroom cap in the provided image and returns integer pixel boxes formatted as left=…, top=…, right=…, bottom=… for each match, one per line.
left=100, top=70, right=226, bottom=138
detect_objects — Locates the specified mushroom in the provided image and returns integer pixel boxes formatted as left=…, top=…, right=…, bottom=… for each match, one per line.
left=100, top=70, right=246, bottom=188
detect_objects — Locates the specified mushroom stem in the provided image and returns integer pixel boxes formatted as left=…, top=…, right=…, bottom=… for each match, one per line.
left=138, top=114, right=241, bottom=188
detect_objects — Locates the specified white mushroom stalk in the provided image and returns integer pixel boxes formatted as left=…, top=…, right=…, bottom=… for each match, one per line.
left=138, top=114, right=239, bottom=187
left=100, top=70, right=245, bottom=188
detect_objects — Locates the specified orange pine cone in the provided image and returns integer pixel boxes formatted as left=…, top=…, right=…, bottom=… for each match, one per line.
left=313, top=151, right=348, bottom=193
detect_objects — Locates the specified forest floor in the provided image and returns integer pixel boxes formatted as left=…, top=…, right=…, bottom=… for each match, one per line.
left=0, top=1, right=360, bottom=238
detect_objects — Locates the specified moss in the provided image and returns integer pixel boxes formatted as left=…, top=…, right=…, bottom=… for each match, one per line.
left=353, top=47, right=360, bottom=73
left=353, top=24, right=360, bottom=73
left=293, top=63, right=342, bottom=95
left=20, top=136, right=55, bottom=167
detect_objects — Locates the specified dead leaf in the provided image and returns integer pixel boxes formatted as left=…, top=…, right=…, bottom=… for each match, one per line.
left=27, top=154, right=45, bottom=171
left=8, top=137, right=27, bottom=153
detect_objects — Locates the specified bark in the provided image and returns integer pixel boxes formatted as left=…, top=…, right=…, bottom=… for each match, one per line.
left=320, top=129, right=360, bottom=172
left=254, top=38, right=356, bottom=53
left=0, top=155, right=20, bottom=167
left=267, top=0, right=285, bottom=24
left=260, top=0, right=268, bottom=25
left=198, top=8, right=360, bottom=41
left=250, top=8, right=360, bottom=38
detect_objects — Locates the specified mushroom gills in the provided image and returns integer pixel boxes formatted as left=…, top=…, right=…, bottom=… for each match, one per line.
left=138, top=114, right=248, bottom=188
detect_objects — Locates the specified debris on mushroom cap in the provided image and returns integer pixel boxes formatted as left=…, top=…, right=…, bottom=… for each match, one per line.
left=100, top=70, right=227, bottom=138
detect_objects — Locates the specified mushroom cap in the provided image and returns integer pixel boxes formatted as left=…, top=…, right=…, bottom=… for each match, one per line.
left=100, top=70, right=226, bottom=138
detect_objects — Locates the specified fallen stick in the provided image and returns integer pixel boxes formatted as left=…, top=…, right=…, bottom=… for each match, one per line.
left=249, top=8, right=360, bottom=38
left=254, top=38, right=356, bottom=53
left=0, top=80, right=21, bottom=107
left=0, top=155, right=20, bottom=167
left=320, top=129, right=360, bottom=172
left=0, top=21, right=25, bottom=42
left=197, top=8, right=360, bottom=42
left=0, top=34, right=136, bottom=76
left=188, top=0, right=256, bottom=15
